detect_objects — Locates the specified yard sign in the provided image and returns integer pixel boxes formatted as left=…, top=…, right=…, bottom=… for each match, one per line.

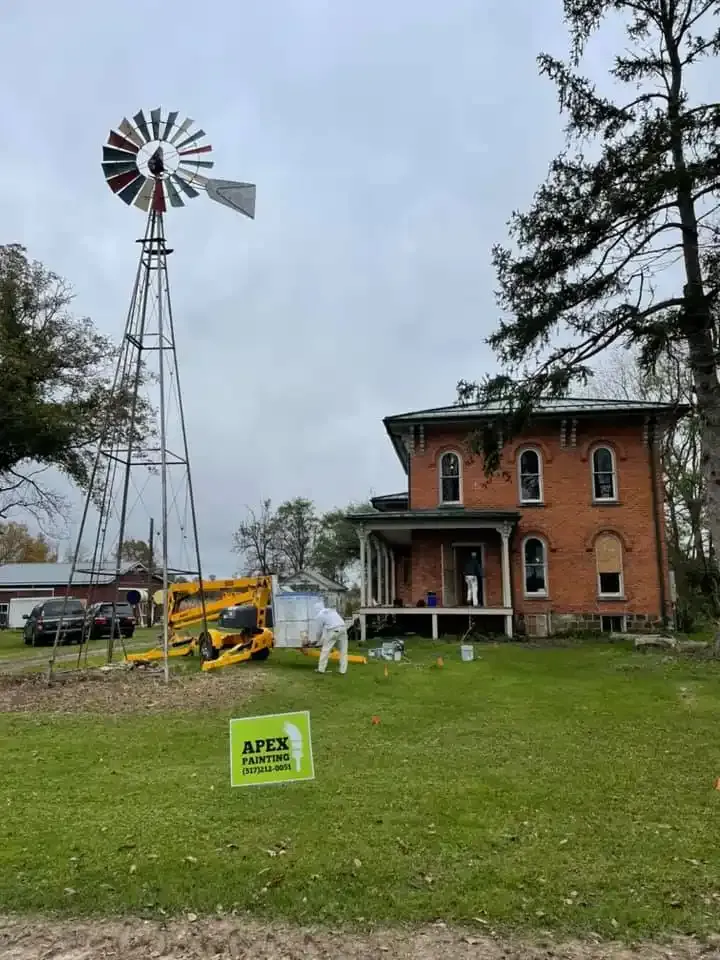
left=229, top=710, right=315, bottom=787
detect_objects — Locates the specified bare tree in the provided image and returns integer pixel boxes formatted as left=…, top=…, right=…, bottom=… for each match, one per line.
left=232, top=499, right=284, bottom=575
left=275, top=498, right=318, bottom=573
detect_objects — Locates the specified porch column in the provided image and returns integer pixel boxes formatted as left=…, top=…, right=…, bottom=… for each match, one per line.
left=500, top=522, right=513, bottom=637
left=383, top=544, right=391, bottom=605
left=366, top=532, right=374, bottom=605
left=375, top=537, right=383, bottom=606
left=390, top=548, right=396, bottom=603
left=358, top=529, right=367, bottom=607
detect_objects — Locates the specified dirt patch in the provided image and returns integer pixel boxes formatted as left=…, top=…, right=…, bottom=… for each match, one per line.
left=0, top=665, right=267, bottom=716
left=0, top=917, right=713, bottom=960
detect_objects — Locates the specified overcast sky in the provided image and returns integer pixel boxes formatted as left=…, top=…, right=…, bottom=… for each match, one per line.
left=2, top=0, right=592, bottom=575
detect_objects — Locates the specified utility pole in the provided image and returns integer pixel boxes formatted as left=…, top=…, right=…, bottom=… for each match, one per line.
left=147, top=517, right=154, bottom=628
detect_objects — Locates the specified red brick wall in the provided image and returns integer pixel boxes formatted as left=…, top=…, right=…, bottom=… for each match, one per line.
left=406, top=419, right=670, bottom=620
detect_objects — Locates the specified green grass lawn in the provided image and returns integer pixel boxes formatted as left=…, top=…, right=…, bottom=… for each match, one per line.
left=0, top=627, right=156, bottom=664
left=1, top=640, right=720, bottom=938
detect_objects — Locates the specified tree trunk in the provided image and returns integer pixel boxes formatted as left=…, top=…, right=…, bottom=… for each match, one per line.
left=662, top=13, right=720, bottom=649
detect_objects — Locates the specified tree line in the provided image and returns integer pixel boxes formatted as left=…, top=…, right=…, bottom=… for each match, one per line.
left=231, top=498, right=370, bottom=584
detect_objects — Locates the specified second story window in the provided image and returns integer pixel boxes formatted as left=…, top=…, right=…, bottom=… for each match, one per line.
left=439, top=452, right=462, bottom=505
left=592, top=446, right=617, bottom=501
left=518, top=448, right=543, bottom=503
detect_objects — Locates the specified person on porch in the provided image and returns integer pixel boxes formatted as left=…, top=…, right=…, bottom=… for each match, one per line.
left=463, top=551, right=483, bottom=606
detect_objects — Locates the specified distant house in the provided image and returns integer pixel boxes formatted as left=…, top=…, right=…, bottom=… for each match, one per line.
left=0, top=561, right=163, bottom=627
left=280, top=569, right=347, bottom=610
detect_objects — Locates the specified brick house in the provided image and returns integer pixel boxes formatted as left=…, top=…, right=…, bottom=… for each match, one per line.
left=348, top=398, right=686, bottom=640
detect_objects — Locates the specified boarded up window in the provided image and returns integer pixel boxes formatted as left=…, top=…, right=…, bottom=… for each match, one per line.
left=596, top=534, right=623, bottom=596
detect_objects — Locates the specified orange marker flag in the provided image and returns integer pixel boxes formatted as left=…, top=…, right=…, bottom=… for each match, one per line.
left=384, top=664, right=389, bottom=678
left=436, top=656, right=444, bottom=668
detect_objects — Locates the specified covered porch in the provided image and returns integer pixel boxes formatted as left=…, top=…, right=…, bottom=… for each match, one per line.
left=349, top=508, right=520, bottom=640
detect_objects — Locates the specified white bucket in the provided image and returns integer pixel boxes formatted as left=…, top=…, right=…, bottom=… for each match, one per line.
left=460, top=644, right=474, bottom=662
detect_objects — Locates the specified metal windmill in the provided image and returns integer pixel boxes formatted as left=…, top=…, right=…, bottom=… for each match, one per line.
left=48, top=108, right=255, bottom=682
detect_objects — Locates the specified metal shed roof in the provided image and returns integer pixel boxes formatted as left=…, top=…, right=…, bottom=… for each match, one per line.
left=0, top=561, right=146, bottom=587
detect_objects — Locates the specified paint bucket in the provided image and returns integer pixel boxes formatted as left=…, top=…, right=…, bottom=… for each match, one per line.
left=460, top=644, right=474, bottom=662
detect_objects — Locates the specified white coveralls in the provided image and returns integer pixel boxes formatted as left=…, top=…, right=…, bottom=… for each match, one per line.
left=464, top=575, right=479, bottom=606
left=313, top=606, right=348, bottom=675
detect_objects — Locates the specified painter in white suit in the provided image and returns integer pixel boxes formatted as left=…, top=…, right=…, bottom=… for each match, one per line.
left=313, top=605, right=348, bottom=675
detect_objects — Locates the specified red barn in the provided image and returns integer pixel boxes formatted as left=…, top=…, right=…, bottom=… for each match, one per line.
left=0, top=561, right=164, bottom=627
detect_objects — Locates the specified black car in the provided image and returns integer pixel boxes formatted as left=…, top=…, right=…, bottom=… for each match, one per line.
left=23, top=599, right=87, bottom=646
left=85, top=601, right=136, bottom=640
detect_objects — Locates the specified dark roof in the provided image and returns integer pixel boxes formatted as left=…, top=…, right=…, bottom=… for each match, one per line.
left=370, top=492, right=409, bottom=512
left=347, top=508, right=520, bottom=524
left=385, top=396, right=687, bottom=424
left=383, top=396, right=690, bottom=471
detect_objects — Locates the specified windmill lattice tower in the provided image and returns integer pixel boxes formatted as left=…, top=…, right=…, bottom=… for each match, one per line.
left=48, top=108, right=255, bottom=682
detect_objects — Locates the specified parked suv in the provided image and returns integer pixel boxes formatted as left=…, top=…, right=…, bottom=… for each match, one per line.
left=23, top=599, right=86, bottom=646
left=85, top=602, right=136, bottom=640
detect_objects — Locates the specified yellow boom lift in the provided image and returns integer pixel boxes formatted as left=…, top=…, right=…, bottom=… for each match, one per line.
left=126, top=575, right=366, bottom=671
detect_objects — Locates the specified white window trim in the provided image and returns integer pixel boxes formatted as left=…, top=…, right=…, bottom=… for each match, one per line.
left=591, top=445, right=619, bottom=503
left=517, top=447, right=544, bottom=504
left=522, top=535, right=549, bottom=598
left=438, top=450, right=463, bottom=506
left=598, top=569, right=625, bottom=599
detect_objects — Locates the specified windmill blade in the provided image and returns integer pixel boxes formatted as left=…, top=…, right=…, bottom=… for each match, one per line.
left=108, top=130, right=139, bottom=154
left=133, top=110, right=152, bottom=143
left=151, top=179, right=166, bottom=214
left=176, top=169, right=209, bottom=189
left=103, top=145, right=137, bottom=164
left=162, top=110, right=179, bottom=141
left=179, top=144, right=212, bottom=156
left=119, top=118, right=144, bottom=147
left=117, top=175, right=146, bottom=205
left=179, top=160, right=214, bottom=171
left=102, top=160, right=138, bottom=179
left=150, top=108, right=162, bottom=140
left=171, top=173, right=199, bottom=199
left=107, top=169, right=142, bottom=194
left=164, top=177, right=185, bottom=208
left=205, top=179, right=256, bottom=219
left=170, top=117, right=193, bottom=144
left=134, top=178, right=154, bottom=211
left=175, top=129, right=206, bottom=152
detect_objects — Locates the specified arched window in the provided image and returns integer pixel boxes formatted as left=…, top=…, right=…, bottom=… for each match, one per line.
left=523, top=537, right=548, bottom=596
left=439, top=452, right=462, bottom=504
left=518, top=448, right=543, bottom=503
left=592, top=446, right=617, bottom=501
left=595, top=533, right=624, bottom=597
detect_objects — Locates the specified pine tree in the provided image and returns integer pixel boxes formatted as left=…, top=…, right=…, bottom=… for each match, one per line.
left=459, top=0, right=720, bottom=546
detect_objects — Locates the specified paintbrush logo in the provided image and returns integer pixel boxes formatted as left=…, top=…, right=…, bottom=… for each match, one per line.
left=284, top=722, right=304, bottom=772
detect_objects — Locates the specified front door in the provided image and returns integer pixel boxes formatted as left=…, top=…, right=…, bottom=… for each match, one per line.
left=441, top=543, right=457, bottom=606
left=455, top=545, right=485, bottom=607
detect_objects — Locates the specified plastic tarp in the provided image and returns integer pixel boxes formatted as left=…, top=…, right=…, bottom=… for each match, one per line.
left=272, top=591, right=324, bottom=648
